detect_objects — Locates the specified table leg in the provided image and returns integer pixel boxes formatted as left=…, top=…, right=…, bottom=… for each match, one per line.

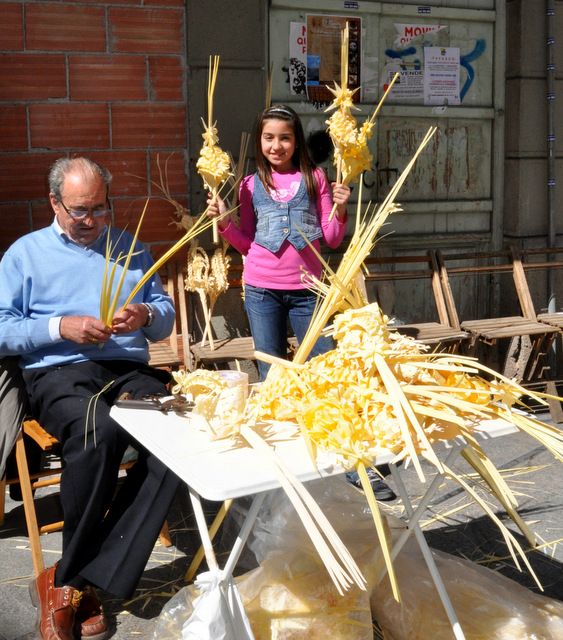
left=187, top=487, right=267, bottom=582
left=185, top=499, right=233, bottom=582
left=386, top=445, right=461, bottom=566
left=188, top=485, right=219, bottom=572
left=186, top=488, right=260, bottom=640
left=389, top=447, right=467, bottom=640
left=222, top=492, right=267, bottom=579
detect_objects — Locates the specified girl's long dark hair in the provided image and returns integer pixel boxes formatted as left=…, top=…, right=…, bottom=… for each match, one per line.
left=254, top=105, right=318, bottom=200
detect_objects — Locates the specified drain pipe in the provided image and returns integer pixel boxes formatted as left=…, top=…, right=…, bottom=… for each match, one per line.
left=547, top=1, right=556, bottom=306
left=547, top=0, right=557, bottom=370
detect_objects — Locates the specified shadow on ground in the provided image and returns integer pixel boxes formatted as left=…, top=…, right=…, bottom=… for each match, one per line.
left=423, top=509, right=563, bottom=601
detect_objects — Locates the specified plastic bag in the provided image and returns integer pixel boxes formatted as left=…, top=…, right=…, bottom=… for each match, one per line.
left=153, top=476, right=563, bottom=640
left=219, top=477, right=380, bottom=639
left=152, top=571, right=255, bottom=640
left=372, top=517, right=563, bottom=640
left=153, top=477, right=380, bottom=640
left=236, top=546, right=374, bottom=639
left=181, top=569, right=254, bottom=640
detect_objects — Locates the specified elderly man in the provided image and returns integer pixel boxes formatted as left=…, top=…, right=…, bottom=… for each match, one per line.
left=0, top=157, right=180, bottom=640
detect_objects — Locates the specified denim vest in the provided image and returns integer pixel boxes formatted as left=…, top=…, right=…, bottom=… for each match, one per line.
left=252, top=173, right=322, bottom=253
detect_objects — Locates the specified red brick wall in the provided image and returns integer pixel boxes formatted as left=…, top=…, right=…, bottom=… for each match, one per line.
left=0, top=0, right=189, bottom=259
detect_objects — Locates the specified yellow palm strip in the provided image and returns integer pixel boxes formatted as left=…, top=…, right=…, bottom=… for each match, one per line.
left=240, top=423, right=367, bottom=595
left=357, top=461, right=400, bottom=602
left=295, top=126, right=436, bottom=364
left=104, top=199, right=150, bottom=324
left=408, top=401, right=466, bottom=427
left=100, top=227, right=130, bottom=323
left=119, top=207, right=229, bottom=313
left=493, top=409, right=563, bottom=463
left=401, top=386, right=493, bottom=420
left=365, top=71, right=399, bottom=128
left=373, top=353, right=441, bottom=482
left=457, top=426, right=520, bottom=510
left=207, top=56, right=218, bottom=129
left=460, top=445, right=534, bottom=544
left=100, top=230, right=113, bottom=321
left=429, top=353, right=549, bottom=406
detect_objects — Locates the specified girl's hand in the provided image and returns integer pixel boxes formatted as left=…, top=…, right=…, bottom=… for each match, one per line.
left=331, top=182, right=351, bottom=220
left=206, top=193, right=230, bottom=230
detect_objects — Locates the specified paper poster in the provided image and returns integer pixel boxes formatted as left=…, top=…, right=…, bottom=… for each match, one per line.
left=305, top=14, right=361, bottom=103
left=383, top=68, right=424, bottom=99
left=393, top=23, right=447, bottom=47
left=288, top=22, right=307, bottom=95
left=423, top=46, right=460, bottom=105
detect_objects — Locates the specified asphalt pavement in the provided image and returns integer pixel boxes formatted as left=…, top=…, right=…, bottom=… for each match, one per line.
left=1, top=409, right=563, bottom=639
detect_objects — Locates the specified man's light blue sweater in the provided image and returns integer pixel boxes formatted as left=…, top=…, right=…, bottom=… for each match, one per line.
left=0, top=222, right=175, bottom=369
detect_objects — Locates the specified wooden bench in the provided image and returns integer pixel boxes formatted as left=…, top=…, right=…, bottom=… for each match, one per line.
left=362, top=250, right=471, bottom=351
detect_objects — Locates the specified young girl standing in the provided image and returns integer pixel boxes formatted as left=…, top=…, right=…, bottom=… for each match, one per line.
left=207, top=104, right=350, bottom=381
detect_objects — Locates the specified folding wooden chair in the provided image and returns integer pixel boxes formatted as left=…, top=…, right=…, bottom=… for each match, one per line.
left=146, top=260, right=185, bottom=370
left=435, top=246, right=559, bottom=381
left=362, top=250, right=471, bottom=351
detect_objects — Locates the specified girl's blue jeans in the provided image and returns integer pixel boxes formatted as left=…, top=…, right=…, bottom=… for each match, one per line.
left=244, top=284, right=334, bottom=381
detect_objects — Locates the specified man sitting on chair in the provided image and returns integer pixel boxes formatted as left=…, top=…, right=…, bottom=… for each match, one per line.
left=0, top=157, right=180, bottom=640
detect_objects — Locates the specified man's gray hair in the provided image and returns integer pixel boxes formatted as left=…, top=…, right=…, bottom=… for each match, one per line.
left=49, top=157, right=113, bottom=201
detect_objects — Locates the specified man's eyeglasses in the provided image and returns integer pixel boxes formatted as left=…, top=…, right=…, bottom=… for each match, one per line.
left=59, top=200, right=111, bottom=220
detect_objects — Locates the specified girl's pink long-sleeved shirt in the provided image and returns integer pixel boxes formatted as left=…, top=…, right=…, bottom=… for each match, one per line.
left=220, top=167, right=347, bottom=289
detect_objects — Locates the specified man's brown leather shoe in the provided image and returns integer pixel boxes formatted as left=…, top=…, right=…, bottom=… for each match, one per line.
left=29, top=564, right=82, bottom=640
left=74, top=585, right=108, bottom=640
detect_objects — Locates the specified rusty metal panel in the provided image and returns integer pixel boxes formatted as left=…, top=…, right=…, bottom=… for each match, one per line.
left=376, top=119, right=491, bottom=201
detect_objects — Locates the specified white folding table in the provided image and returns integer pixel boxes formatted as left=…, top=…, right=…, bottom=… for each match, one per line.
left=110, top=405, right=518, bottom=640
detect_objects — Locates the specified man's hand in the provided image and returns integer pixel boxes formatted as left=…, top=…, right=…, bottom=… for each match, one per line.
left=111, top=303, right=148, bottom=335
left=60, top=316, right=112, bottom=345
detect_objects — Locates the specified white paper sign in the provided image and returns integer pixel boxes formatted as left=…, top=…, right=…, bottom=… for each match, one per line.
left=423, top=46, right=460, bottom=105
left=383, top=67, right=424, bottom=99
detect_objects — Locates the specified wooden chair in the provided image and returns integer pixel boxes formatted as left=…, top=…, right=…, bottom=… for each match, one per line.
left=510, top=246, right=563, bottom=420
left=435, top=246, right=559, bottom=381
left=362, top=250, right=471, bottom=351
left=0, top=419, right=172, bottom=577
left=518, top=246, right=563, bottom=333
left=146, top=260, right=184, bottom=370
